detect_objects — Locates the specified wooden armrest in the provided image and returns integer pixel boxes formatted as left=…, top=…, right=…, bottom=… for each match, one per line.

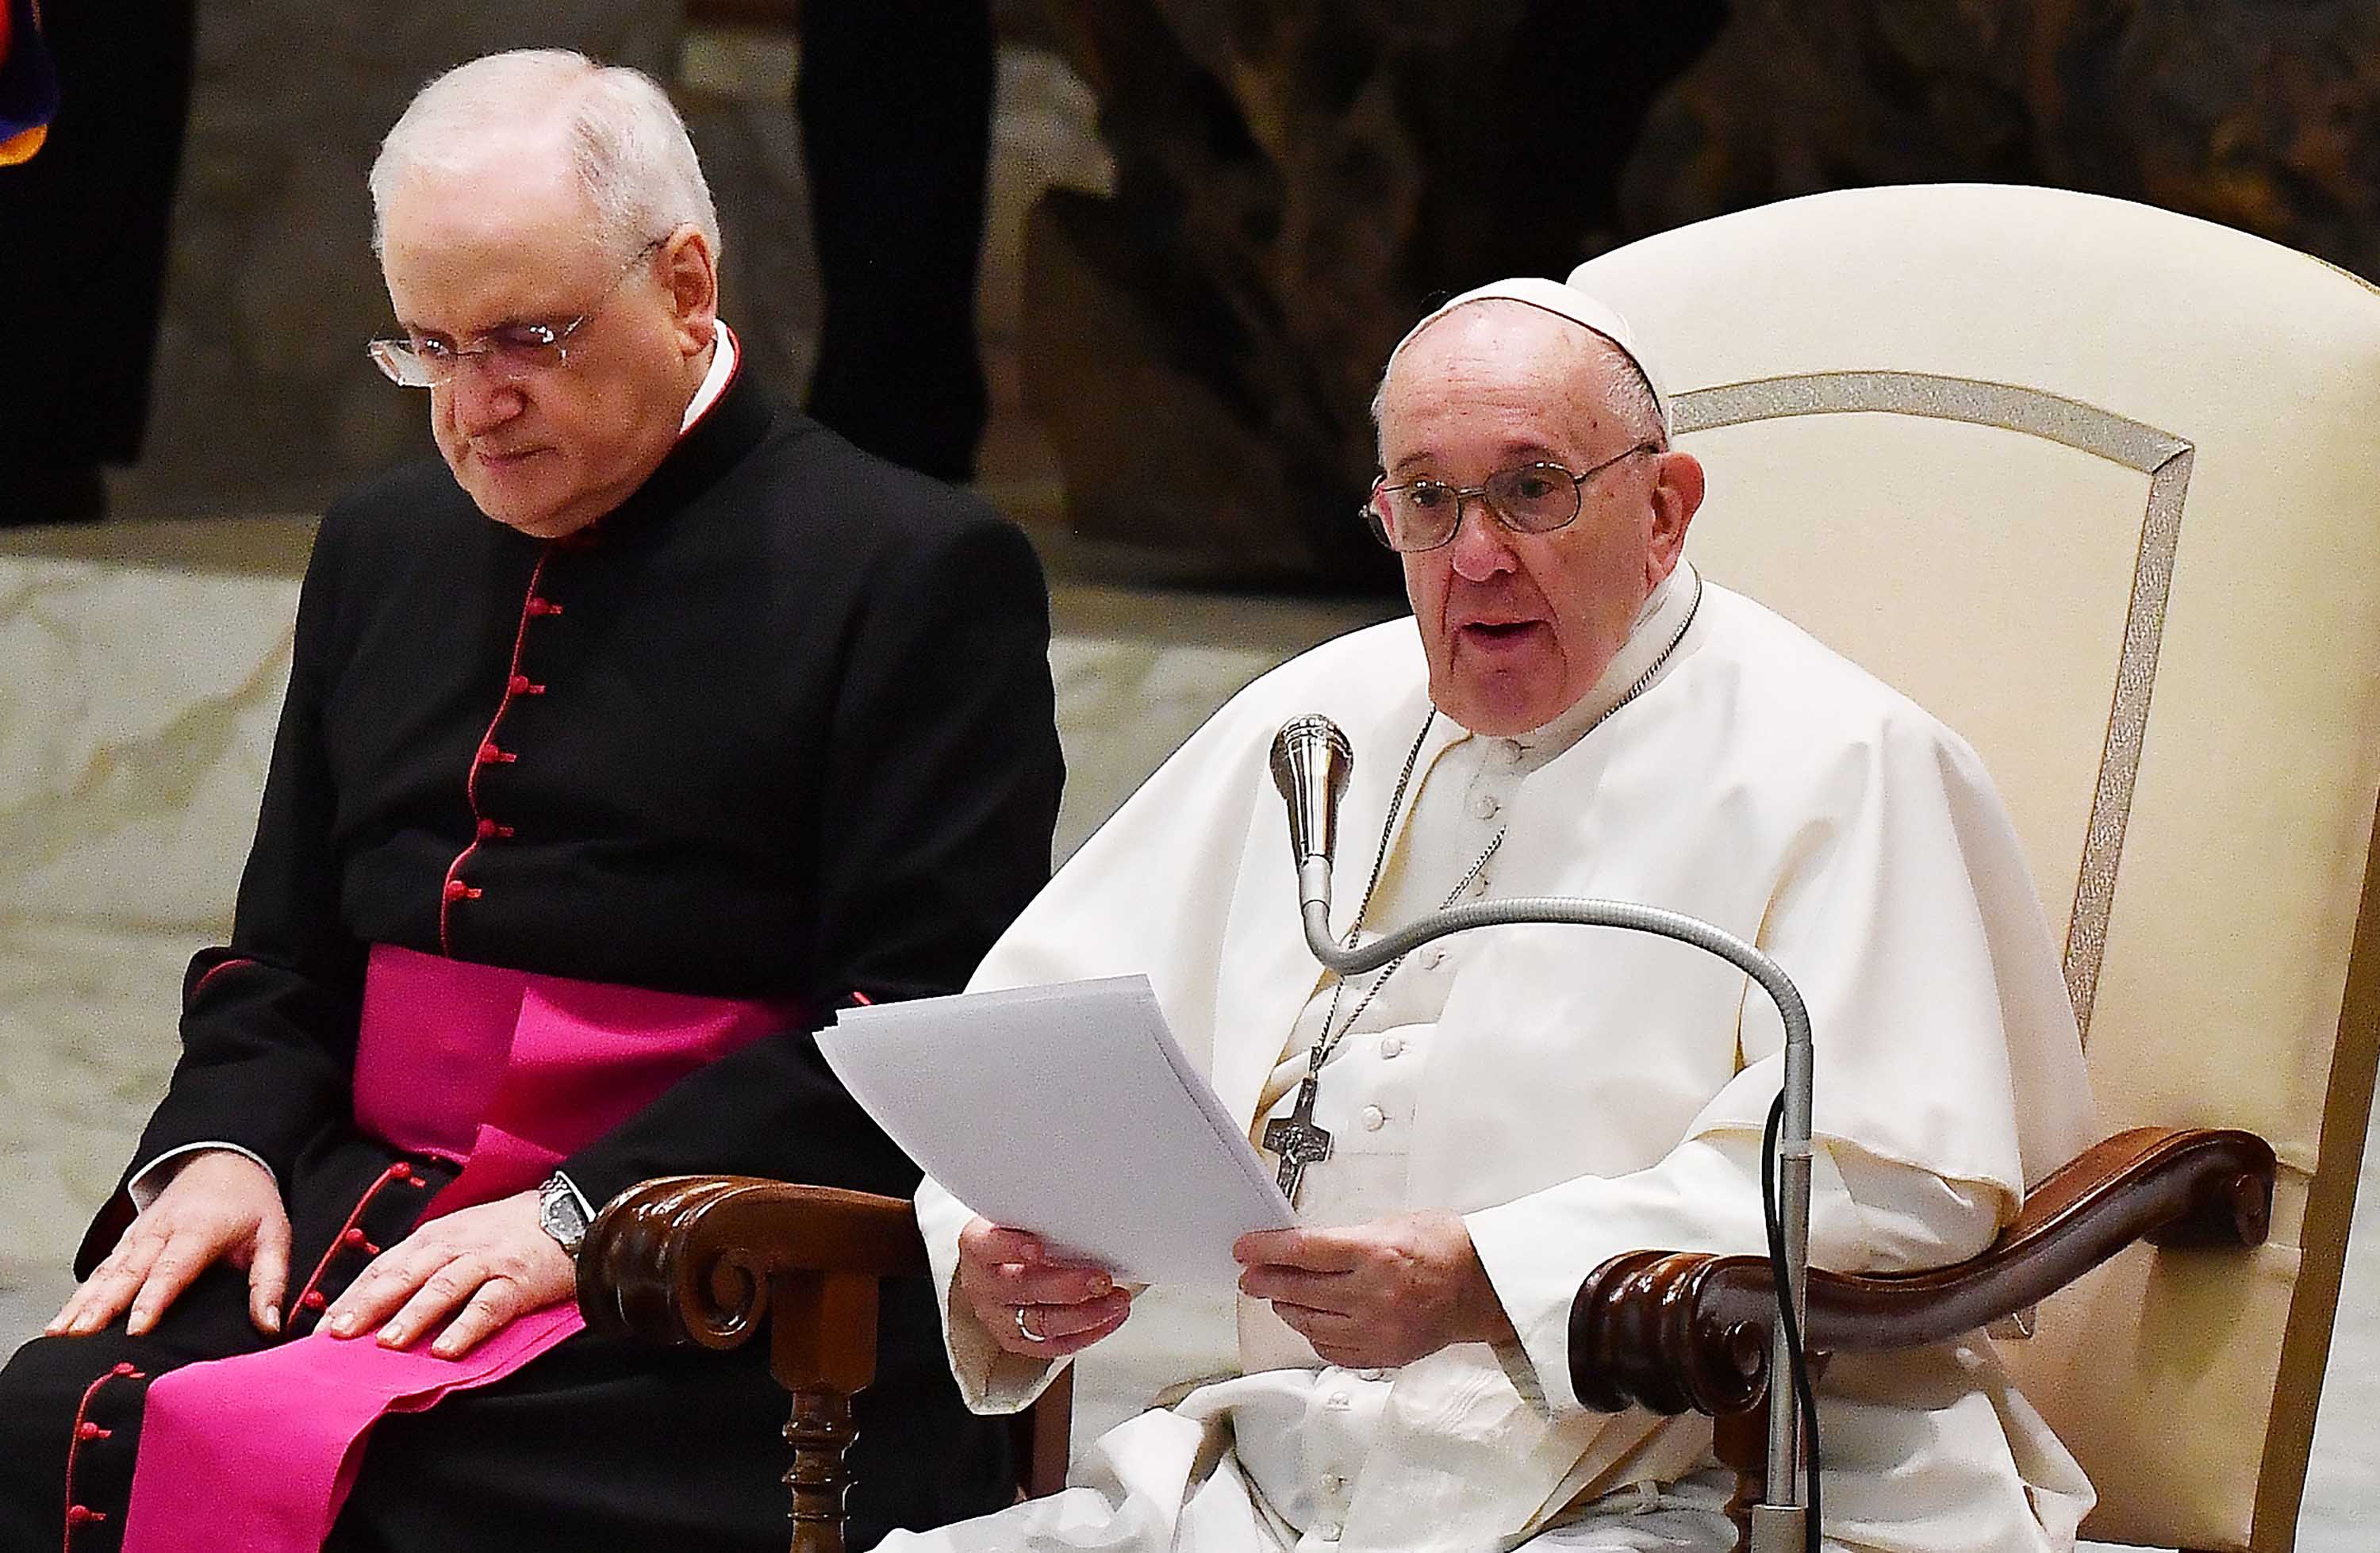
left=579, top=1172, right=1075, bottom=1532
left=576, top=1174, right=926, bottom=1349
left=1567, top=1125, right=2276, bottom=1417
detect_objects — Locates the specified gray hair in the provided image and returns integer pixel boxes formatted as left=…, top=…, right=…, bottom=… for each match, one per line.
left=370, top=50, right=720, bottom=261
left=1368, top=310, right=1668, bottom=459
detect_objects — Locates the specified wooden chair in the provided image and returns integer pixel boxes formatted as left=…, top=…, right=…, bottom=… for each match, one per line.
left=578, top=1177, right=1072, bottom=1551
left=579, top=184, right=2380, bottom=1553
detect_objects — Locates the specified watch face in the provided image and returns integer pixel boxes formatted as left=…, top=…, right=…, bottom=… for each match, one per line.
left=540, top=1183, right=589, bottom=1248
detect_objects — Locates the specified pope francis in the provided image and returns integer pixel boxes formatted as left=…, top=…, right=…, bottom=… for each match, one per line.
left=883, top=278, right=2101, bottom=1552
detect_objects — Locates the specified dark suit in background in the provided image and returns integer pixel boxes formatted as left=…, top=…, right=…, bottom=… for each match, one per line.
left=0, top=0, right=194, bottom=525
left=799, top=0, right=995, bottom=484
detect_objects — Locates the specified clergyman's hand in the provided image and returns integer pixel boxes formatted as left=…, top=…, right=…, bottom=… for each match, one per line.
left=956, top=1217, right=1133, bottom=1359
left=322, top=1190, right=574, bottom=1360
left=1234, top=1209, right=1516, bottom=1370
left=49, top=1149, right=291, bottom=1340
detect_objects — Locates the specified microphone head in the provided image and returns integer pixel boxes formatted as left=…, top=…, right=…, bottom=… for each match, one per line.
left=1271, top=715, right=1354, bottom=866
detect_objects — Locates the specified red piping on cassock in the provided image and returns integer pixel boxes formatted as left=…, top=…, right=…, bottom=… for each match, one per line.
left=438, top=551, right=552, bottom=953
left=62, top=1363, right=144, bottom=1551
left=287, top=1160, right=424, bottom=1318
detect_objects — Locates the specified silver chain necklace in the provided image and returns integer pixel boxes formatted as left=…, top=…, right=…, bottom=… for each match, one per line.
left=1262, top=573, right=1705, bottom=1203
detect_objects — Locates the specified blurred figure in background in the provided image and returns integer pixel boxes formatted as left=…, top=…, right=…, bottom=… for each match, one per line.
left=0, top=0, right=194, bottom=526
left=798, top=0, right=993, bottom=483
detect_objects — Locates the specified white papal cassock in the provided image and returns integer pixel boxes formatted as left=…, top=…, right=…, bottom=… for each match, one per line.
left=887, top=564, right=2100, bottom=1553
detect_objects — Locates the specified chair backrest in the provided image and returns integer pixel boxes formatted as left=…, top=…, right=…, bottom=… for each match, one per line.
left=1570, top=183, right=2380, bottom=1552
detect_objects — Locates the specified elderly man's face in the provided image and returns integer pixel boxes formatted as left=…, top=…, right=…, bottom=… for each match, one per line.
left=1378, top=302, right=1702, bottom=736
left=378, top=140, right=716, bottom=538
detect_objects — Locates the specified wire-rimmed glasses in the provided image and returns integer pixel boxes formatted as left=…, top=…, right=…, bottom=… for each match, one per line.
left=367, top=239, right=666, bottom=389
left=1363, top=441, right=1661, bottom=553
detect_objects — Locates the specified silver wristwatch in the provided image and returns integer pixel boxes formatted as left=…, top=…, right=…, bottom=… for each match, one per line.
left=536, top=1171, right=592, bottom=1257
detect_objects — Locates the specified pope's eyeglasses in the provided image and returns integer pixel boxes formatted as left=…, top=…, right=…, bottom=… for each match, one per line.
left=367, top=239, right=666, bottom=389
left=1363, top=442, right=1661, bottom=553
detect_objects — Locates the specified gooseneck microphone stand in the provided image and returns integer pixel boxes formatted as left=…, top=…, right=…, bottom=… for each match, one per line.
left=1270, top=715, right=1818, bottom=1553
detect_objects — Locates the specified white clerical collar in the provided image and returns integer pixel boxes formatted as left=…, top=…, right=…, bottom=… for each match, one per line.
left=1495, top=560, right=1702, bottom=766
left=678, top=321, right=740, bottom=435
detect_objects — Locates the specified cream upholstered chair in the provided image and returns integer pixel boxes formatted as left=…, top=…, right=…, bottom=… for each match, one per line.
left=1557, top=183, right=2380, bottom=1552
left=575, top=185, right=2380, bottom=1553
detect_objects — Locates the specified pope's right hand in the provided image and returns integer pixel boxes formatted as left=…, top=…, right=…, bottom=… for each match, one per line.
left=48, top=1150, right=290, bottom=1340
left=956, top=1217, right=1133, bottom=1359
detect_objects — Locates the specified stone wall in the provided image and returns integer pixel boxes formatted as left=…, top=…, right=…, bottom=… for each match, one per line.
left=1625, top=0, right=2380, bottom=273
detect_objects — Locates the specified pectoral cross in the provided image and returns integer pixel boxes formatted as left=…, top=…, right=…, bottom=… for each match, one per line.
left=1263, top=1071, right=1334, bottom=1204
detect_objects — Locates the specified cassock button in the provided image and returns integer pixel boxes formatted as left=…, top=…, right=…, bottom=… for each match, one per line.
left=477, top=819, right=498, bottom=840
left=1470, top=792, right=1499, bottom=820
left=300, top=1290, right=327, bottom=1310
left=1360, top=1105, right=1385, bottom=1132
left=1380, top=1034, right=1404, bottom=1059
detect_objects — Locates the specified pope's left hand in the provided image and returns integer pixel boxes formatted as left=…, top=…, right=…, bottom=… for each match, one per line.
left=1234, top=1209, right=1517, bottom=1370
left=322, top=1190, right=574, bottom=1359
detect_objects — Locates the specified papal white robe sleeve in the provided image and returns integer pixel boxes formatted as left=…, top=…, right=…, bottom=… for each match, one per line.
left=907, top=568, right=2099, bottom=1553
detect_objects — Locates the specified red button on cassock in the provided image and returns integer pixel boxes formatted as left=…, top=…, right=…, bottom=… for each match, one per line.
left=301, top=1290, right=327, bottom=1310
left=476, top=819, right=498, bottom=839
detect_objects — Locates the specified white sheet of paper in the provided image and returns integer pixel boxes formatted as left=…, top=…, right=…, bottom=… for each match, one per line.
left=818, top=975, right=1294, bottom=1285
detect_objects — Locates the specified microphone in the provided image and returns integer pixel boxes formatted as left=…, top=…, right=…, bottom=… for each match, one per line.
left=1269, top=715, right=1353, bottom=919
left=1268, top=710, right=1820, bottom=1553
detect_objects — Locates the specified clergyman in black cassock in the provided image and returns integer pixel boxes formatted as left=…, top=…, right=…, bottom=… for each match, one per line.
left=0, top=49, right=1062, bottom=1553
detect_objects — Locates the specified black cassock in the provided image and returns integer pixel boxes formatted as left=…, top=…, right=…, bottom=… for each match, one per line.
left=0, top=370, right=1065, bottom=1552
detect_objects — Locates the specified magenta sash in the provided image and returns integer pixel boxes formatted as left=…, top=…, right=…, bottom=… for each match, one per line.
left=117, top=945, right=804, bottom=1553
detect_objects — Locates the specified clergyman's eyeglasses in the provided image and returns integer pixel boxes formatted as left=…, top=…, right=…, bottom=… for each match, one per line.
left=367, top=239, right=666, bottom=389
left=1363, top=442, right=1661, bottom=553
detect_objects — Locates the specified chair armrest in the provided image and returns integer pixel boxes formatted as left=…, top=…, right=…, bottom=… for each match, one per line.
left=1567, top=1125, right=2277, bottom=1417
left=576, top=1174, right=927, bottom=1350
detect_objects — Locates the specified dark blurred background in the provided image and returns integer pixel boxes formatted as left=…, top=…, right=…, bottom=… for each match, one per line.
left=4, top=0, right=2374, bottom=590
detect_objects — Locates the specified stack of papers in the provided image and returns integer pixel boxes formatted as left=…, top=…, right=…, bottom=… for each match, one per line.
left=819, top=976, right=1294, bottom=1284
